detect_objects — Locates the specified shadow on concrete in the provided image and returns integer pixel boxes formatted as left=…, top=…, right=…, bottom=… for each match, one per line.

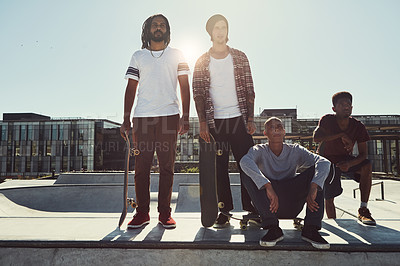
left=194, top=226, right=264, bottom=243
left=101, top=224, right=168, bottom=242
left=143, top=225, right=167, bottom=242
left=324, top=219, right=400, bottom=245
left=101, top=225, right=150, bottom=242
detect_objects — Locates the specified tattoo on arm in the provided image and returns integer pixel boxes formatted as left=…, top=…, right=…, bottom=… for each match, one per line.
left=194, top=97, right=207, bottom=123
left=247, top=96, right=255, bottom=120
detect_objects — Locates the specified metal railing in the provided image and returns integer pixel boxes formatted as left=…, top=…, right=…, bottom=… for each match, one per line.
left=353, top=181, right=384, bottom=201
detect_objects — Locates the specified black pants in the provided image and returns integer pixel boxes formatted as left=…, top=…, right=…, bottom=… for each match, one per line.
left=209, top=116, right=256, bottom=213
left=242, top=166, right=324, bottom=229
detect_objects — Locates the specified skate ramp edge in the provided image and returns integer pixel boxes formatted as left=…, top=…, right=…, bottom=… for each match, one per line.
left=56, top=173, right=208, bottom=192
left=0, top=185, right=135, bottom=213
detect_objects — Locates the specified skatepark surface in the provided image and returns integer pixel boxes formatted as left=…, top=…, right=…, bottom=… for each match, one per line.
left=1, top=173, right=399, bottom=265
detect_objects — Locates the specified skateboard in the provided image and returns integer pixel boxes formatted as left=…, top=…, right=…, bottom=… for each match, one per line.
left=292, top=217, right=304, bottom=230
left=235, top=212, right=262, bottom=230
left=219, top=210, right=261, bottom=230
left=117, top=131, right=138, bottom=228
left=199, top=134, right=219, bottom=227
left=219, top=201, right=303, bottom=231
left=217, top=201, right=261, bottom=230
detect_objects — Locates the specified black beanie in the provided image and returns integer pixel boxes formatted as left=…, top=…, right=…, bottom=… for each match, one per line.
left=206, top=14, right=229, bottom=37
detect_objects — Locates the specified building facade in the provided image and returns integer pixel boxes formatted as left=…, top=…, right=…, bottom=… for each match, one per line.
left=0, top=113, right=121, bottom=177
left=1, top=111, right=399, bottom=177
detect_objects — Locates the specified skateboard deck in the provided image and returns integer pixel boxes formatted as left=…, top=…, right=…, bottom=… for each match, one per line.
left=118, top=131, right=137, bottom=228
left=199, top=135, right=218, bottom=227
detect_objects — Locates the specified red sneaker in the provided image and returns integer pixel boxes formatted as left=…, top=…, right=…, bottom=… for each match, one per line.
left=159, top=212, right=176, bottom=229
left=127, top=212, right=150, bottom=229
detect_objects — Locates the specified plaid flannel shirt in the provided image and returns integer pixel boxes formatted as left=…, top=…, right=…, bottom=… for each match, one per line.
left=192, top=47, right=255, bottom=128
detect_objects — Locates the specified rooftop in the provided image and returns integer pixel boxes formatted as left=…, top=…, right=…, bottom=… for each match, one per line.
left=1, top=173, right=399, bottom=264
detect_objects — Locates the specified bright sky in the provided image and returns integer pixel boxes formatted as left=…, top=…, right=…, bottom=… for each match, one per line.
left=1, top=0, right=399, bottom=123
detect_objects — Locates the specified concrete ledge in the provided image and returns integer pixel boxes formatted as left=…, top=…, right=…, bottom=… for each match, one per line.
left=1, top=242, right=400, bottom=266
left=1, top=240, right=400, bottom=252
left=1, top=177, right=399, bottom=265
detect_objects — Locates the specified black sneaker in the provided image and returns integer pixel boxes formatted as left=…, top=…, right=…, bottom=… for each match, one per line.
left=358, top=207, right=376, bottom=226
left=259, top=226, right=284, bottom=247
left=301, top=225, right=330, bottom=249
left=213, top=213, right=230, bottom=228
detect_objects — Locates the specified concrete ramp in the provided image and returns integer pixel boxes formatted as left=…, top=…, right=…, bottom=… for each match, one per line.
left=175, top=183, right=243, bottom=212
left=0, top=185, right=135, bottom=213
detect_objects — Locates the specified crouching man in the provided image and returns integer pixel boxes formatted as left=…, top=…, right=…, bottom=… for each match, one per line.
left=240, top=117, right=331, bottom=249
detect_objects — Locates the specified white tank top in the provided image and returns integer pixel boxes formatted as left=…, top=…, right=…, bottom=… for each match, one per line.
left=209, top=54, right=241, bottom=119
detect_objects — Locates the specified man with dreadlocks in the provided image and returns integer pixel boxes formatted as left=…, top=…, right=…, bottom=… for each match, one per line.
left=193, top=14, right=257, bottom=228
left=120, top=14, right=190, bottom=229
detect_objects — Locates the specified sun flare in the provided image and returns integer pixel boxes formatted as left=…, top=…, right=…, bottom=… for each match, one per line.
left=181, top=42, right=203, bottom=70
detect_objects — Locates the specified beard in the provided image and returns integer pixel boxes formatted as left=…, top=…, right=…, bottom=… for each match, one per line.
left=151, top=30, right=166, bottom=42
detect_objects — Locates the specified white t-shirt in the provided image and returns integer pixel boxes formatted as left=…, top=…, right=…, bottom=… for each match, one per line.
left=125, top=46, right=190, bottom=117
left=209, top=54, right=241, bottom=119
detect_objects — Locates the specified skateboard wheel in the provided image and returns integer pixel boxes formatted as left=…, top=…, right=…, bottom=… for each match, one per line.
left=128, top=198, right=137, bottom=208
left=294, top=225, right=303, bottom=231
left=216, top=149, right=223, bottom=156
left=240, top=221, right=248, bottom=230
left=293, top=218, right=303, bottom=231
left=133, top=149, right=140, bottom=156
left=218, top=202, right=225, bottom=209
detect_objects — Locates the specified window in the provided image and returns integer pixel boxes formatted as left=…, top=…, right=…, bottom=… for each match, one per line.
left=20, top=125, right=27, bottom=141
left=14, top=157, right=21, bottom=172
left=59, top=124, right=64, bottom=140
left=52, top=125, right=58, bottom=140
left=15, top=143, right=21, bottom=156
left=46, top=141, right=52, bottom=156
left=31, top=142, right=38, bottom=156
left=26, top=158, right=31, bottom=173
left=44, top=125, right=51, bottom=140
left=14, top=125, right=20, bottom=141
left=38, top=141, right=45, bottom=156
left=1, top=125, right=6, bottom=141
left=27, top=125, right=33, bottom=141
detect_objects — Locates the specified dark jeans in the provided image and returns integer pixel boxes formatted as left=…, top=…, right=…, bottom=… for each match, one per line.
left=133, top=114, right=179, bottom=214
left=209, top=116, right=256, bottom=213
left=242, top=166, right=324, bottom=229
